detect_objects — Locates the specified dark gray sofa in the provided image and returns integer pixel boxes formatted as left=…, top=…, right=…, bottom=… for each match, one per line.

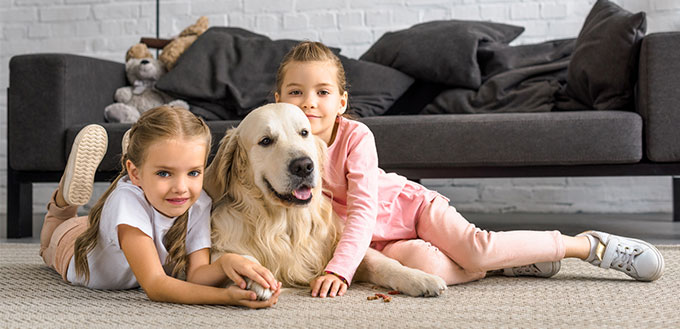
left=7, top=32, right=680, bottom=238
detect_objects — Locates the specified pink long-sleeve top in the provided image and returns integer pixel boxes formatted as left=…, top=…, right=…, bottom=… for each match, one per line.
left=323, top=117, right=436, bottom=284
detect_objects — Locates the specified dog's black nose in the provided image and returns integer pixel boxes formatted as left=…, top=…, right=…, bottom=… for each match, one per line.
left=141, top=59, right=149, bottom=64
left=289, top=157, right=314, bottom=177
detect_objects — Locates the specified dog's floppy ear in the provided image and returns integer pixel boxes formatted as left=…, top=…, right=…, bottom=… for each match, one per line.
left=204, top=128, right=239, bottom=202
left=314, top=136, right=328, bottom=175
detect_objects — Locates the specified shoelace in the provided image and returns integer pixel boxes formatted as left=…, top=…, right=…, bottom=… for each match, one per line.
left=610, top=243, right=642, bottom=273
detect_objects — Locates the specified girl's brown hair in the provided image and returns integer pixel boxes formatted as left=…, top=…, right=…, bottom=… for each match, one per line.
left=276, top=41, right=347, bottom=97
left=73, top=105, right=212, bottom=282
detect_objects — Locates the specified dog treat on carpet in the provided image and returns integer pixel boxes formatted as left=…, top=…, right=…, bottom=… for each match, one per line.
left=368, top=293, right=393, bottom=302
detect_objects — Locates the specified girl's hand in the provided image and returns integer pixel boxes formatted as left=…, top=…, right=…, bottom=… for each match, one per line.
left=218, top=254, right=279, bottom=291
left=225, top=282, right=282, bottom=309
left=310, top=273, right=347, bottom=298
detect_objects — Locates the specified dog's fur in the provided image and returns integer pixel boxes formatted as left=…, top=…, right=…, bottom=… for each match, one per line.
left=205, top=103, right=447, bottom=298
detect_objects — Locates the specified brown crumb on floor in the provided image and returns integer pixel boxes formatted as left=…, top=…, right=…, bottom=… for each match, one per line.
left=368, top=293, right=394, bottom=302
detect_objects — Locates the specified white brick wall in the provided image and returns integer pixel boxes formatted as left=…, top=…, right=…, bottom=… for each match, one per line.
left=1, top=0, right=679, bottom=229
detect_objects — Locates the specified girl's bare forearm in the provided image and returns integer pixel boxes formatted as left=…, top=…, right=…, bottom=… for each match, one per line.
left=144, top=274, right=232, bottom=304
left=186, top=260, right=230, bottom=287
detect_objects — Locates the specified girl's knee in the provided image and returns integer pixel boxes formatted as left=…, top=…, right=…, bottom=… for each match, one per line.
left=450, top=230, right=500, bottom=272
left=381, top=239, right=486, bottom=285
left=382, top=240, right=454, bottom=278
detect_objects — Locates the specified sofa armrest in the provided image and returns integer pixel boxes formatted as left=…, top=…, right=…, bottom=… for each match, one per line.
left=637, top=32, right=680, bottom=162
left=8, top=54, right=125, bottom=171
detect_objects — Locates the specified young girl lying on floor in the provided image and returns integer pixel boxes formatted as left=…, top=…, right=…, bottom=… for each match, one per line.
left=39, top=105, right=281, bottom=307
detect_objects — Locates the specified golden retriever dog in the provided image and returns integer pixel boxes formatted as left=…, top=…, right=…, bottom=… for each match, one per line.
left=204, top=103, right=447, bottom=300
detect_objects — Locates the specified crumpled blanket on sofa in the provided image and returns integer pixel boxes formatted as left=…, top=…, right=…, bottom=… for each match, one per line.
left=422, top=38, right=578, bottom=114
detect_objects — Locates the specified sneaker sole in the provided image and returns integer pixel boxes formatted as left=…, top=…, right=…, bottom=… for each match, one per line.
left=121, top=129, right=131, bottom=155
left=502, top=261, right=561, bottom=278
left=580, top=230, right=665, bottom=281
left=62, top=125, right=108, bottom=206
left=546, top=260, right=561, bottom=278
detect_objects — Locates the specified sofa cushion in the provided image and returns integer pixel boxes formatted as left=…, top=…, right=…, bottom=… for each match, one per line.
left=360, top=111, right=642, bottom=169
left=360, top=20, right=524, bottom=89
left=71, top=111, right=642, bottom=172
left=565, top=0, right=646, bottom=111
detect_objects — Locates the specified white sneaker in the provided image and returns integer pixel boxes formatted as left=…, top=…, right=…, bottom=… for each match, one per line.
left=121, top=128, right=131, bottom=155
left=500, top=261, right=561, bottom=278
left=61, top=124, right=108, bottom=206
left=577, top=230, right=664, bottom=281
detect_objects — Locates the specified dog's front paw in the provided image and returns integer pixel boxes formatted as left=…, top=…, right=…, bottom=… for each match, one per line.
left=392, top=269, right=447, bottom=297
left=245, top=278, right=274, bottom=301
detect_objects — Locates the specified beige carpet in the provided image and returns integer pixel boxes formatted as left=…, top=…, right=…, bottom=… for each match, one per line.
left=1, top=243, right=678, bottom=328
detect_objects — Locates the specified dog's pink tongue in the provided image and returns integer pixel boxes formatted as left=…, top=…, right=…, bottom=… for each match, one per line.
left=293, top=187, right=312, bottom=200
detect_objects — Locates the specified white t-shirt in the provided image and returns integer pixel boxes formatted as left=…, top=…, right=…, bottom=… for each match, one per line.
left=66, top=176, right=212, bottom=289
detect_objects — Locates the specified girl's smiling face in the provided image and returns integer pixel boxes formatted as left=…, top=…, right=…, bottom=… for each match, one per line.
left=275, top=60, right=348, bottom=145
left=126, top=137, right=207, bottom=218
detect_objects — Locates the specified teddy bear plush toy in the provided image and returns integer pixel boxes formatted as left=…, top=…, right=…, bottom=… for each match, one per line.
left=159, top=16, right=209, bottom=71
left=104, top=43, right=189, bottom=123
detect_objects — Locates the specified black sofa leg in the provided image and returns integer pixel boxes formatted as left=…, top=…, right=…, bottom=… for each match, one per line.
left=7, top=168, right=33, bottom=238
left=674, top=177, right=680, bottom=222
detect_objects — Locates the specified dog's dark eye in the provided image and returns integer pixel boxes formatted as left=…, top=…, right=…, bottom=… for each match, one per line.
left=300, top=129, right=309, bottom=137
left=259, top=137, right=272, bottom=146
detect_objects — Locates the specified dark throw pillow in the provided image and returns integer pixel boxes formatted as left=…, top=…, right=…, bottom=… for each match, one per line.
left=341, top=57, right=414, bottom=117
left=359, top=20, right=524, bottom=89
left=565, top=0, right=646, bottom=111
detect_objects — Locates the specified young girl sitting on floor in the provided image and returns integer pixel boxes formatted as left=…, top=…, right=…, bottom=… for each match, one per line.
left=39, top=105, right=281, bottom=307
left=274, top=41, right=665, bottom=298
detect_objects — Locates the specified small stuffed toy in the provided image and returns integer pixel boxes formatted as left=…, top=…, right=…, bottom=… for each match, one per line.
left=104, top=43, right=189, bottom=123
left=159, top=16, right=209, bottom=71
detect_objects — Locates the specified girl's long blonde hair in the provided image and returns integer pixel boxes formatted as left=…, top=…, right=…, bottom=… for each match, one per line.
left=73, top=105, right=212, bottom=282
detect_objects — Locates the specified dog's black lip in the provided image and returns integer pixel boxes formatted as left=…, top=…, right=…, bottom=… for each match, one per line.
left=264, top=178, right=312, bottom=205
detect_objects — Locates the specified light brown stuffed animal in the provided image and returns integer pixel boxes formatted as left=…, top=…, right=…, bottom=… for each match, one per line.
left=159, top=16, right=209, bottom=71
left=104, top=43, right=189, bottom=123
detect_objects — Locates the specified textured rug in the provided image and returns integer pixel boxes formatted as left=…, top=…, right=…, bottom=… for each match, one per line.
left=1, top=243, right=678, bottom=328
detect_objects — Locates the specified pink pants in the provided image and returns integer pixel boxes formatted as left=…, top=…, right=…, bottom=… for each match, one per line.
left=380, top=195, right=566, bottom=285
left=39, top=190, right=88, bottom=281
